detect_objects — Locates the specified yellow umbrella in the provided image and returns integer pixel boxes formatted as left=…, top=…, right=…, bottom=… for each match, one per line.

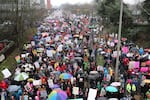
left=143, top=79, right=150, bottom=83
left=27, top=78, right=34, bottom=82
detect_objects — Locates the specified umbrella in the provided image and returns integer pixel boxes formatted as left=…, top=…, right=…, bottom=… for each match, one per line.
left=50, top=84, right=60, bottom=89
left=74, top=57, right=83, bottom=60
left=73, top=34, right=79, bottom=38
left=90, top=71, right=98, bottom=74
left=0, top=80, right=8, bottom=90
left=143, top=79, right=150, bottom=83
left=41, top=32, right=48, bottom=37
left=14, top=72, right=29, bottom=81
left=108, top=98, right=118, bottom=100
left=51, top=71, right=61, bottom=75
left=7, top=85, right=21, bottom=92
left=88, top=74, right=99, bottom=80
left=48, top=88, right=67, bottom=100
left=110, top=82, right=121, bottom=87
left=121, top=38, right=127, bottom=41
left=27, top=78, right=34, bottom=82
left=146, top=60, right=150, bottom=65
left=106, top=86, right=118, bottom=92
left=59, top=73, right=73, bottom=79
left=97, top=97, right=107, bottom=100
left=130, top=47, right=138, bottom=52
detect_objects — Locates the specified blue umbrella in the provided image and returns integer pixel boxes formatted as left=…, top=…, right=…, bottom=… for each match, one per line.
left=106, top=86, right=118, bottom=92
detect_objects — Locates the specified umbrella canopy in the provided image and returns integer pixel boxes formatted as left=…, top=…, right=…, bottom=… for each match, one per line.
left=27, top=78, right=34, bottom=82
left=74, top=57, right=83, bottom=60
left=90, top=71, right=98, bottom=74
left=143, top=79, right=150, bottom=83
left=110, top=82, right=121, bottom=87
left=14, top=72, right=29, bottom=81
left=59, top=73, right=73, bottom=79
left=0, top=80, right=8, bottom=90
left=73, top=34, right=79, bottom=38
left=48, top=88, right=67, bottom=100
left=97, top=97, right=107, bottom=100
left=146, top=60, right=150, bottom=65
left=108, top=98, right=118, bottom=100
left=106, top=86, right=118, bottom=92
left=7, top=85, right=21, bottom=92
left=50, top=84, right=60, bottom=89
left=88, top=74, right=99, bottom=80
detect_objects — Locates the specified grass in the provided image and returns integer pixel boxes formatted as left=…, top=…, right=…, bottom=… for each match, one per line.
left=0, top=28, right=36, bottom=80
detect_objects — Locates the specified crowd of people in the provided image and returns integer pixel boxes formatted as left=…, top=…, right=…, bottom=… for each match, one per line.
left=0, top=12, right=150, bottom=100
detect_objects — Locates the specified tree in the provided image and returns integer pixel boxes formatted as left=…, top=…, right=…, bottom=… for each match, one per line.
left=95, top=0, right=133, bottom=33
left=141, top=0, right=150, bottom=22
left=60, top=3, right=95, bottom=15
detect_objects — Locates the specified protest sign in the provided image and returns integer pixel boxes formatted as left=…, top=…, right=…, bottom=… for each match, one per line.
left=1, top=68, right=11, bottom=78
left=73, top=87, right=79, bottom=95
left=33, top=80, right=42, bottom=86
left=87, top=88, right=97, bottom=100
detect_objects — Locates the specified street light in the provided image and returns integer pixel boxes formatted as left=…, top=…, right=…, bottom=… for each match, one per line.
left=115, top=0, right=123, bottom=81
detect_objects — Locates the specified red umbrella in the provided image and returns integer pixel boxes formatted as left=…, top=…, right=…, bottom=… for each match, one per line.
left=146, top=60, right=150, bottom=65
left=0, top=80, right=8, bottom=90
left=121, top=38, right=127, bottom=41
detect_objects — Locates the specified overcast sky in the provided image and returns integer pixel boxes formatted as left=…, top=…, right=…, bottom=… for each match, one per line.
left=51, top=0, right=145, bottom=7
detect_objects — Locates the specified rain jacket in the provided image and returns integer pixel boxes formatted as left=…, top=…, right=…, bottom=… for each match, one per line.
left=126, top=83, right=136, bottom=93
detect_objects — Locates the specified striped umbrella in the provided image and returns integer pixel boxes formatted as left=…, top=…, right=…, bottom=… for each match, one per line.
left=59, top=73, right=73, bottom=79
left=48, top=88, right=67, bottom=100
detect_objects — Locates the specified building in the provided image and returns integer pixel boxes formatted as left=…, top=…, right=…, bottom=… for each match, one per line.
left=40, top=0, right=46, bottom=9
left=47, top=0, right=52, bottom=9
left=0, top=0, right=30, bottom=20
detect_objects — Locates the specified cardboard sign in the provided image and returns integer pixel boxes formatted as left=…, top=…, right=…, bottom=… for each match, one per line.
left=48, top=79, right=54, bottom=88
left=73, top=87, right=79, bottom=95
left=31, top=41, right=35, bottom=46
left=122, top=46, right=129, bottom=53
left=87, top=88, right=97, bottom=100
left=34, top=61, right=40, bottom=69
left=129, top=61, right=135, bottom=70
left=46, top=50, right=53, bottom=57
left=112, top=51, right=121, bottom=58
left=24, top=84, right=32, bottom=92
left=1, top=68, right=11, bottom=78
left=33, top=80, right=42, bottom=86
left=0, top=54, right=5, bottom=62
left=21, top=54, right=26, bottom=58
left=134, top=61, right=140, bottom=69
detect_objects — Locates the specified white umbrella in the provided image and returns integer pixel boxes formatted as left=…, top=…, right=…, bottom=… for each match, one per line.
left=110, top=82, right=121, bottom=87
left=7, top=85, right=21, bottom=92
left=14, top=72, right=29, bottom=81
left=90, top=71, right=98, bottom=74
left=108, top=98, right=118, bottom=100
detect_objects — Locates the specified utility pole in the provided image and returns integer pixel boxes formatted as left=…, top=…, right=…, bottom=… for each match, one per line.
left=115, top=0, right=123, bottom=81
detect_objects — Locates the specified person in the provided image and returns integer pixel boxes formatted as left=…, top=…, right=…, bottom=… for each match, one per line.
left=97, top=81, right=101, bottom=96
left=100, top=85, right=106, bottom=97
left=146, top=89, right=150, bottom=100
left=126, top=81, right=136, bottom=97
left=0, top=89, right=7, bottom=100
left=22, top=92, right=28, bottom=100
